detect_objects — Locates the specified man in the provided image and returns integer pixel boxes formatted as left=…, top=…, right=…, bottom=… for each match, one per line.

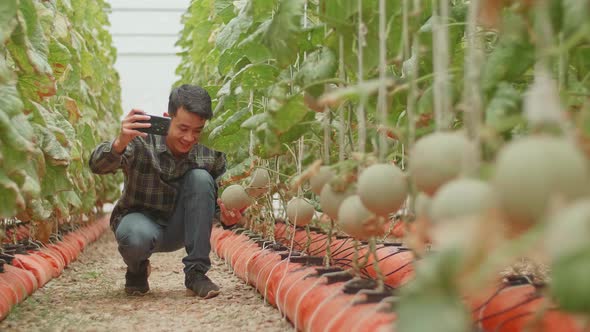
left=89, top=84, right=241, bottom=298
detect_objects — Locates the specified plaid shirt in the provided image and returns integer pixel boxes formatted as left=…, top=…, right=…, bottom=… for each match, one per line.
left=89, top=134, right=226, bottom=230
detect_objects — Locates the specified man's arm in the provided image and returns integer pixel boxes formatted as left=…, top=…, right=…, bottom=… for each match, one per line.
left=88, top=140, right=129, bottom=174
left=89, top=108, right=151, bottom=174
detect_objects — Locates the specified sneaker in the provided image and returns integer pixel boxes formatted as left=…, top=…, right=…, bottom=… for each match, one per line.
left=185, top=270, right=220, bottom=299
left=125, top=260, right=151, bottom=295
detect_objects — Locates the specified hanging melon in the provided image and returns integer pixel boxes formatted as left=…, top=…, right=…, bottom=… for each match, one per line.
left=493, top=136, right=590, bottom=227
left=358, top=163, right=408, bottom=216
left=409, top=132, right=475, bottom=196
left=286, top=197, right=315, bottom=226
left=220, top=184, right=252, bottom=211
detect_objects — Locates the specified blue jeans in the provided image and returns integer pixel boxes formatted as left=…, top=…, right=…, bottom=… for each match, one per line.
left=115, top=169, right=215, bottom=274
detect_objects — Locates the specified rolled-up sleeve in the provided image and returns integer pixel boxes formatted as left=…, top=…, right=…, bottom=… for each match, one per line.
left=89, top=140, right=128, bottom=174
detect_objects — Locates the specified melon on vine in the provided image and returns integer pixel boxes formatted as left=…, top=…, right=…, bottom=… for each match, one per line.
left=246, top=168, right=271, bottom=198
left=310, top=166, right=334, bottom=195
left=337, top=195, right=384, bottom=240
left=286, top=197, right=315, bottom=226
left=409, top=132, right=475, bottom=196
left=358, top=163, right=408, bottom=216
left=492, top=136, right=590, bottom=227
left=429, top=178, right=495, bottom=223
left=220, top=184, right=252, bottom=211
left=319, top=183, right=353, bottom=220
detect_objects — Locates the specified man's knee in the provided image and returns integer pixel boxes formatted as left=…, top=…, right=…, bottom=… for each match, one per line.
left=183, top=169, right=214, bottom=194
left=115, top=214, right=158, bottom=256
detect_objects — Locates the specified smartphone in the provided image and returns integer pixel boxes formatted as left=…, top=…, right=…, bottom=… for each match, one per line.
left=137, top=115, right=171, bottom=136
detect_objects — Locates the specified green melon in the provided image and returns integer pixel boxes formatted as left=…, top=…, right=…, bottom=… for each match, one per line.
left=358, top=163, right=408, bottom=216
left=493, top=136, right=590, bottom=227
left=429, top=178, right=495, bottom=223
left=286, top=197, right=315, bottom=226
left=220, top=184, right=252, bottom=211
left=409, top=132, right=475, bottom=196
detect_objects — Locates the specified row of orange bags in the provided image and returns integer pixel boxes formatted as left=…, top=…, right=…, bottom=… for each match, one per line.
left=0, top=217, right=110, bottom=320
left=213, top=223, right=583, bottom=332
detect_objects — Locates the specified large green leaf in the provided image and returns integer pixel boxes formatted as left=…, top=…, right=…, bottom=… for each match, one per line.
left=0, top=170, right=25, bottom=218
left=215, top=12, right=253, bottom=52
left=8, top=0, right=52, bottom=75
left=295, top=46, right=337, bottom=97
left=263, top=0, right=304, bottom=67
left=208, top=107, right=252, bottom=143
left=482, top=13, right=535, bottom=94
left=41, top=162, right=72, bottom=197
left=269, top=94, right=309, bottom=133
left=0, top=0, right=18, bottom=44
left=232, top=63, right=279, bottom=91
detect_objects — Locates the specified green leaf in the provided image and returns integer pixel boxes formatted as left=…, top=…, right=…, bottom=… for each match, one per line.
left=41, top=162, right=72, bottom=197
left=208, top=107, right=252, bottom=142
left=482, top=13, right=535, bottom=94
left=33, top=123, right=70, bottom=166
left=295, top=46, right=337, bottom=97
left=216, top=12, right=253, bottom=52
left=48, top=37, right=72, bottom=80
left=8, top=0, right=52, bottom=75
left=0, top=170, right=25, bottom=218
left=0, top=0, right=18, bottom=44
left=269, top=94, right=309, bottom=133
left=263, top=0, right=304, bottom=67
left=218, top=48, right=247, bottom=76
left=241, top=113, right=270, bottom=130
left=232, top=63, right=279, bottom=91
left=485, top=83, right=522, bottom=133
left=321, top=0, right=357, bottom=30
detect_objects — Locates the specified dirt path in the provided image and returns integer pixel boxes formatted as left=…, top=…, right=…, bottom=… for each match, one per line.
left=0, top=231, right=292, bottom=332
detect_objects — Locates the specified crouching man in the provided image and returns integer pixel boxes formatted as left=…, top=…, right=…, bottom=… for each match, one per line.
left=89, top=84, right=241, bottom=298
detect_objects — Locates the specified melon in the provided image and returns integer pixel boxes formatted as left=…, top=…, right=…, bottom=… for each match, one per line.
left=220, top=184, right=252, bottom=211
left=337, top=195, right=384, bottom=240
left=286, top=197, right=315, bottom=226
left=429, top=178, right=494, bottom=223
left=246, top=168, right=271, bottom=197
left=310, top=166, right=334, bottom=195
left=409, top=132, right=475, bottom=196
left=358, top=163, right=408, bottom=216
left=319, top=184, right=353, bottom=220
left=493, top=136, right=590, bottom=227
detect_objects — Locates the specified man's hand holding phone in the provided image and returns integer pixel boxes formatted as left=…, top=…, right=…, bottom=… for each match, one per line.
left=217, top=198, right=245, bottom=227
left=113, top=109, right=151, bottom=154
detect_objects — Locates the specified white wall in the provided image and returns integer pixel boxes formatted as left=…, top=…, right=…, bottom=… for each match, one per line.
left=107, top=0, right=192, bottom=116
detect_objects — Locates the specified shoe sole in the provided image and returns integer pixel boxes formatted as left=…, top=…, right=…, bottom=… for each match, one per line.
left=186, top=289, right=220, bottom=299
left=125, top=289, right=149, bottom=296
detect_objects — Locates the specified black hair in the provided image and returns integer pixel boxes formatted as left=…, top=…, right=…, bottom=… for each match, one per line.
left=168, top=84, right=213, bottom=119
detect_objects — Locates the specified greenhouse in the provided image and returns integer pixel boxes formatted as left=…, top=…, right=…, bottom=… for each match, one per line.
left=1, top=0, right=590, bottom=331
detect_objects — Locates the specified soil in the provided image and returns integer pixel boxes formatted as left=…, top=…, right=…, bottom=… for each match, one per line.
left=0, top=231, right=292, bottom=332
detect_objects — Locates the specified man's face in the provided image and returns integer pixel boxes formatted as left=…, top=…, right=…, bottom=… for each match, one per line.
left=165, top=107, right=206, bottom=156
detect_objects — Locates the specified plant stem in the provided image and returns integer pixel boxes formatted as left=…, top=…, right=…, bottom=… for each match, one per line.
left=377, top=0, right=388, bottom=162
left=463, top=0, right=483, bottom=175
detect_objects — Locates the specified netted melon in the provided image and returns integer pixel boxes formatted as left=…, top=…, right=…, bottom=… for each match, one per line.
left=492, top=136, right=590, bottom=227
left=409, top=132, right=475, bottom=196
left=429, top=178, right=495, bottom=223
left=358, top=163, right=408, bottom=216
left=319, top=183, right=353, bottom=220
left=246, top=168, right=271, bottom=198
left=286, top=197, right=315, bottom=226
left=310, top=166, right=334, bottom=195
left=220, top=184, right=252, bottom=211
left=337, top=195, right=384, bottom=240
